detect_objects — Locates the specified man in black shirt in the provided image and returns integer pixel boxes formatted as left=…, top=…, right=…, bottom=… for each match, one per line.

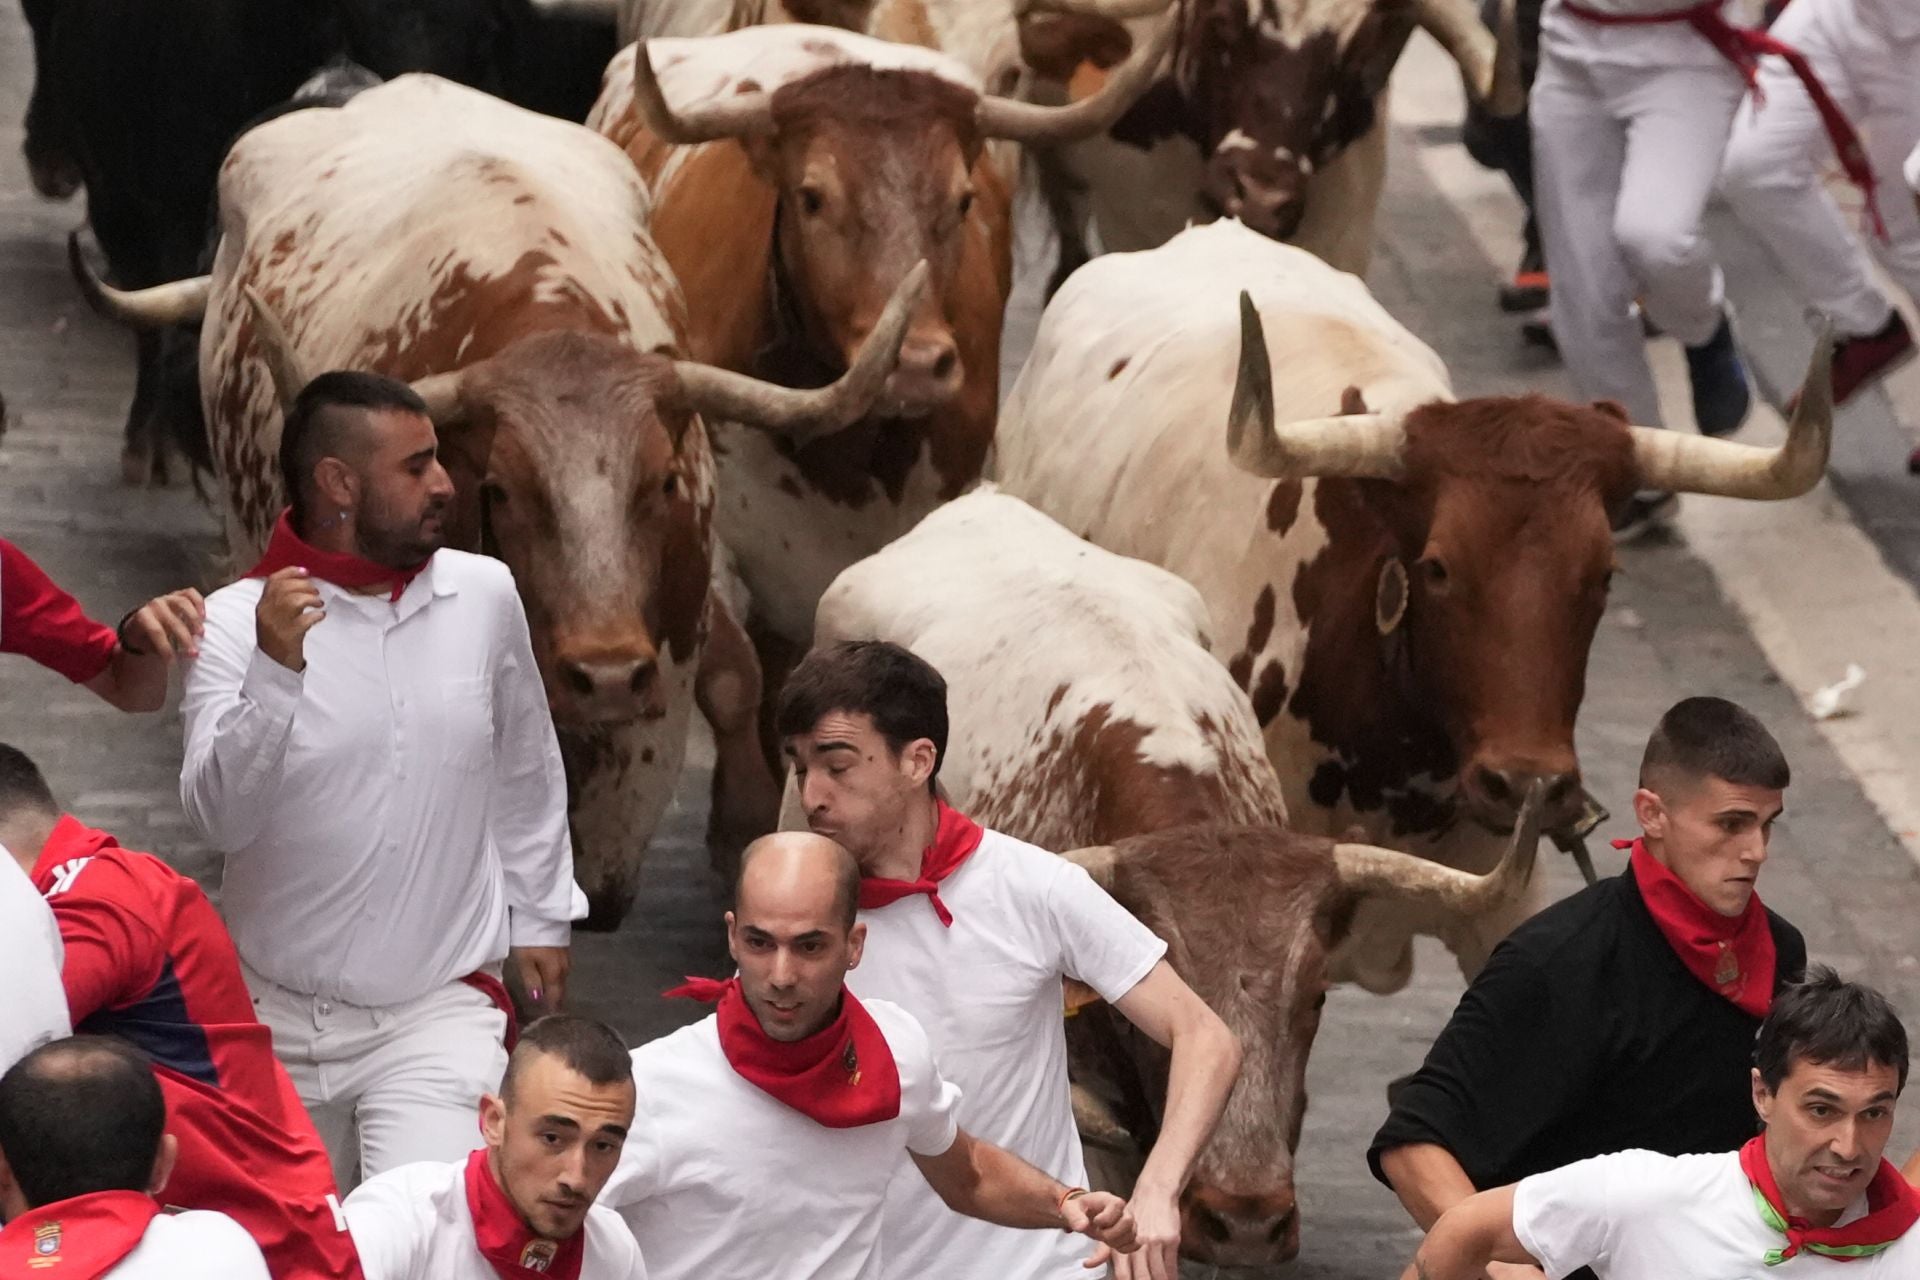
left=1370, top=696, right=1807, bottom=1279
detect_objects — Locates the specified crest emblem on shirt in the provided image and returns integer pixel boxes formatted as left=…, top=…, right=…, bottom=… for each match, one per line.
left=519, top=1239, right=557, bottom=1272
left=31, top=1221, right=61, bottom=1261
left=1714, top=940, right=1740, bottom=988
left=842, top=1039, right=862, bottom=1086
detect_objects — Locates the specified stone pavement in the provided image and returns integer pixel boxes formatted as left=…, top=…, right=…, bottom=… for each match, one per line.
left=2, top=9, right=1917, bottom=1278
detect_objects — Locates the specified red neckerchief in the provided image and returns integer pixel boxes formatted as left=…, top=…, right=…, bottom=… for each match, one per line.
left=246, top=509, right=430, bottom=604
left=1561, top=1, right=1885, bottom=238
left=1616, top=837, right=1776, bottom=1017
left=462, top=1149, right=584, bottom=1280
left=1739, top=1136, right=1920, bottom=1264
left=857, top=801, right=984, bottom=927
left=665, top=976, right=902, bottom=1128
left=0, top=1191, right=159, bottom=1280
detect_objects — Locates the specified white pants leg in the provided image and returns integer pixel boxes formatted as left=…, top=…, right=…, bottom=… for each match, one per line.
left=243, top=964, right=508, bottom=1192
left=1719, top=0, right=1910, bottom=335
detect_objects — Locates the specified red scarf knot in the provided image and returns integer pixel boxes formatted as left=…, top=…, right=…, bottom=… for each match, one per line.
left=1616, top=836, right=1776, bottom=1017
left=1561, top=1, right=1886, bottom=239
left=1739, top=1136, right=1920, bottom=1264
left=246, top=509, right=431, bottom=604
left=462, top=1149, right=585, bottom=1280
left=0, top=1190, right=160, bottom=1280
left=665, top=976, right=902, bottom=1128
left=857, top=801, right=984, bottom=928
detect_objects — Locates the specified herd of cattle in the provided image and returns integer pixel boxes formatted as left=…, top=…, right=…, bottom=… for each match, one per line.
left=19, top=0, right=1838, bottom=1266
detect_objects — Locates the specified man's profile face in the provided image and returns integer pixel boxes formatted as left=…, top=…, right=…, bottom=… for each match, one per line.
left=783, top=710, right=931, bottom=865
left=1753, top=1056, right=1901, bottom=1220
left=480, top=1053, right=634, bottom=1240
left=727, top=875, right=865, bottom=1044
left=1636, top=773, right=1783, bottom=917
left=352, top=408, right=455, bottom=566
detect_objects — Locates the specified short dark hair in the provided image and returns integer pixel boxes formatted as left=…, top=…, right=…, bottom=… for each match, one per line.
left=0, top=1038, right=165, bottom=1207
left=499, top=1016, right=631, bottom=1102
left=279, top=371, right=428, bottom=529
left=1639, top=696, right=1790, bottom=794
left=0, top=744, right=58, bottom=823
left=736, top=834, right=862, bottom=930
left=775, top=641, right=948, bottom=785
left=1755, top=966, right=1909, bottom=1095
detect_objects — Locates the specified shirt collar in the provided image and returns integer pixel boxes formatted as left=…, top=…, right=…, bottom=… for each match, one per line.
left=311, top=553, right=460, bottom=621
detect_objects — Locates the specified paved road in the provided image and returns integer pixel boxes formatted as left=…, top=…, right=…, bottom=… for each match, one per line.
left=3, top=10, right=1918, bottom=1278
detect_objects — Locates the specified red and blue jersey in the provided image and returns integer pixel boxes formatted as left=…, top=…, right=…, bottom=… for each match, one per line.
left=31, top=816, right=363, bottom=1280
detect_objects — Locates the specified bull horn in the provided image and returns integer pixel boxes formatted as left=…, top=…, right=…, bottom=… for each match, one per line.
left=628, top=39, right=775, bottom=145
left=1629, top=329, right=1833, bottom=500
left=672, top=260, right=927, bottom=446
left=1071, top=1082, right=1134, bottom=1146
left=68, top=232, right=210, bottom=329
left=1016, top=0, right=1173, bottom=19
left=242, top=287, right=314, bottom=417
left=525, top=0, right=620, bottom=19
left=409, top=371, right=466, bottom=425
left=1332, top=779, right=1544, bottom=913
left=1415, top=0, right=1524, bottom=116
left=1227, top=291, right=1408, bottom=481
left=1056, top=845, right=1120, bottom=889
left=976, top=7, right=1175, bottom=144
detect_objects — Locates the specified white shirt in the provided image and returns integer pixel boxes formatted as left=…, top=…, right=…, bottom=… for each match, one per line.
left=0, top=848, right=69, bottom=1072
left=1541, top=0, right=1745, bottom=69
left=1856, top=0, right=1920, bottom=46
left=179, top=551, right=583, bottom=1006
left=1514, top=1148, right=1920, bottom=1279
left=98, top=1209, right=270, bottom=1279
left=344, top=1156, right=648, bottom=1280
left=1905, top=141, right=1919, bottom=192
left=603, top=999, right=961, bottom=1280
left=846, top=828, right=1168, bottom=1280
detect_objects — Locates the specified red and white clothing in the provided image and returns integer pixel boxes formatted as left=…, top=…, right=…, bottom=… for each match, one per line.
left=0, top=1193, right=268, bottom=1279
left=30, top=817, right=362, bottom=1280
left=0, top=850, right=67, bottom=1073
left=1514, top=1147, right=1919, bottom=1278
left=0, top=537, right=117, bottom=684
left=602, top=998, right=961, bottom=1280
left=846, top=825, right=1166, bottom=1280
left=344, top=1153, right=647, bottom=1280
left=179, top=549, right=582, bottom=1184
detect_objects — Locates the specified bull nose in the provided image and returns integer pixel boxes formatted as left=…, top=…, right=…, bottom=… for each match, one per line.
left=882, top=334, right=963, bottom=415
left=1180, top=1184, right=1300, bottom=1265
left=555, top=651, right=663, bottom=723
left=1464, top=763, right=1582, bottom=831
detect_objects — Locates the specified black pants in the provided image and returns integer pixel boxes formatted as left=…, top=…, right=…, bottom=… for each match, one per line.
left=1460, top=0, right=1546, bottom=270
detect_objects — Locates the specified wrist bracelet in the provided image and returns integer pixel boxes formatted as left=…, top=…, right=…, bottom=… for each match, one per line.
left=114, top=607, right=151, bottom=657
left=1057, top=1187, right=1089, bottom=1217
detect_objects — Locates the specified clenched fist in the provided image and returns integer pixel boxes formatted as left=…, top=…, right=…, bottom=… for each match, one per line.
left=256, top=567, right=325, bottom=672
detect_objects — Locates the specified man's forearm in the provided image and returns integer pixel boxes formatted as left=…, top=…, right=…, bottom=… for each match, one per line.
left=1401, top=1228, right=1495, bottom=1280
left=926, top=1136, right=1073, bottom=1230
left=1380, top=1143, right=1482, bottom=1230
left=92, top=647, right=168, bottom=713
left=1135, top=1013, right=1240, bottom=1197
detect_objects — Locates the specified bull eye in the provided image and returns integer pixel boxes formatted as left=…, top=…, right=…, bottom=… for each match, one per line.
left=956, top=190, right=975, bottom=220
left=662, top=473, right=678, bottom=498
left=797, top=185, right=825, bottom=217
left=481, top=479, right=508, bottom=509
left=1418, top=556, right=1448, bottom=589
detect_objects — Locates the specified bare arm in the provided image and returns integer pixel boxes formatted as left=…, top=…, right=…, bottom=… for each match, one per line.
left=1380, top=1142, right=1482, bottom=1230
left=1108, top=960, right=1241, bottom=1278
left=1399, top=1187, right=1538, bottom=1280
left=911, top=1128, right=1137, bottom=1267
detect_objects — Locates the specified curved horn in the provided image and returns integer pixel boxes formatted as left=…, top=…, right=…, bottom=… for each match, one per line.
left=1629, top=329, right=1833, bottom=500
left=242, top=287, right=314, bottom=417
left=1332, top=780, right=1544, bottom=913
left=1016, top=0, right=1173, bottom=19
left=976, top=7, right=1176, bottom=144
left=1227, top=291, right=1408, bottom=481
left=1071, top=1082, right=1134, bottom=1146
left=408, top=371, right=465, bottom=425
left=628, top=40, right=775, bottom=145
left=68, top=232, right=210, bottom=329
left=672, top=260, right=927, bottom=447
left=1056, top=845, right=1120, bottom=889
left=1415, top=0, right=1524, bottom=116
left=525, top=0, right=620, bottom=19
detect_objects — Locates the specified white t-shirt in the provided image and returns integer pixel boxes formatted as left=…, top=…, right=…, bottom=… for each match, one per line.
left=344, top=1157, right=647, bottom=1280
left=604, top=999, right=960, bottom=1280
left=1541, top=0, right=1744, bottom=69
left=0, top=848, right=69, bottom=1072
left=107, top=1210, right=270, bottom=1279
left=1514, top=1148, right=1920, bottom=1279
left=845, top=828, right=1168, bottom=1280
left=1905, top=142, right=1919, bottom=193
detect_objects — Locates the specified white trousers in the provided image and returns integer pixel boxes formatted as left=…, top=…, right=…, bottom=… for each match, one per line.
left=1533, top=52, right=1747, bottom=425
left=243, top=961, right=508, bottom=1192
left=1720, top=0, right=1920, bottom=336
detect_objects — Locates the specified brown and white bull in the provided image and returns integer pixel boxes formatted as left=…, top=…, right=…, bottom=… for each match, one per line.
left=994, top=218, right=1833, bottom=993
left=78, top=74, right=921, bottom=927
left=797, top=485, right=1545, bottom=1266
left=587, top=23, right=1166, bottom=747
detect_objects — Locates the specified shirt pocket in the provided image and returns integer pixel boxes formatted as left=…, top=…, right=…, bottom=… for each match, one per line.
left=433, top=674, right=495, bottom=774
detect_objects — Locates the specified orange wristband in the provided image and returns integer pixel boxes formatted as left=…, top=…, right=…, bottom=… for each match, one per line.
left=1057, top=1186, right=1088, bottom=1218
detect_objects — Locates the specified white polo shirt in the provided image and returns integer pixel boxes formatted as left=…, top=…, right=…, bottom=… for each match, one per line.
left=178, top=552, right=583, bottom=1007
left=1515, top=1148, right=1920, bottom=1279
left=845, top=828, right=1167, bottom=1280
left=0, top=848, right=68, bottom=1072
left=603, top=998, right=960, bottom=1280
left=344, top=1157, right=648, bottom=1280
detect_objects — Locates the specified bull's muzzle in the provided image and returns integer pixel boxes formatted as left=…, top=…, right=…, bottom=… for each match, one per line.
left=1179, top=1182, right=1300, bottom=1266
left=550, top=640, right=667, bottom=727
left=1461, top=759, right=1582, bottom=834
left=880, top=331, right=964, bottom=419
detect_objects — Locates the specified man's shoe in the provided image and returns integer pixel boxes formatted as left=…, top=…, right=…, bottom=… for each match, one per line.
left=1500, top=270, right=1550, bottom=314
left=1827, top=311, right=1914, bottom=407
left=1520, top=307, right=1557, bottom=352
left=1685, top=314, right=1752, bottom=437
left=1611, top=489, right=1678, bottom=543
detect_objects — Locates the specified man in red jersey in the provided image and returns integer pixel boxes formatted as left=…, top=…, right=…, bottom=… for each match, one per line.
left=0, top=744, right=361, bottom=1280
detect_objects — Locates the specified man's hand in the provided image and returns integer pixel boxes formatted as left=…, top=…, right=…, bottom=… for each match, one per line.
left=1063, top=1190, right=1137, bottom=1270
left=1111, top=1184, right=1178, bottom=1279
left=510, top=945, right=571, bottom=1013
left=121, top=587, right=206, bottom=661
left=255, top=567, right=324, bottom=672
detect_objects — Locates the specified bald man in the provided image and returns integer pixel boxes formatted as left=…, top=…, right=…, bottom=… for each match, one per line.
left=601, top=833, right=1141, bottom=1280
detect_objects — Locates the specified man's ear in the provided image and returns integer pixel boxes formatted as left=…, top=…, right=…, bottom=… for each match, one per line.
left=312, top=456, right=358, bottom=513
left=724, top=910, right=740, bottom=966
left=147, top=1132, right=179, bottom=1197
left=903, top=739, right=938, bottom=789
left=1631, top=787, right=1668, bottom=840
left=1751, top=1067, right=1775, bottom=1126
left=479, top=1093, right=509, bottom=1148
left=846, top=920, right=867, bottom=971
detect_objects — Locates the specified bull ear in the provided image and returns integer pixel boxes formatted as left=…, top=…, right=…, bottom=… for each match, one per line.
left=1057, top=845, right=1120, bottom=890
